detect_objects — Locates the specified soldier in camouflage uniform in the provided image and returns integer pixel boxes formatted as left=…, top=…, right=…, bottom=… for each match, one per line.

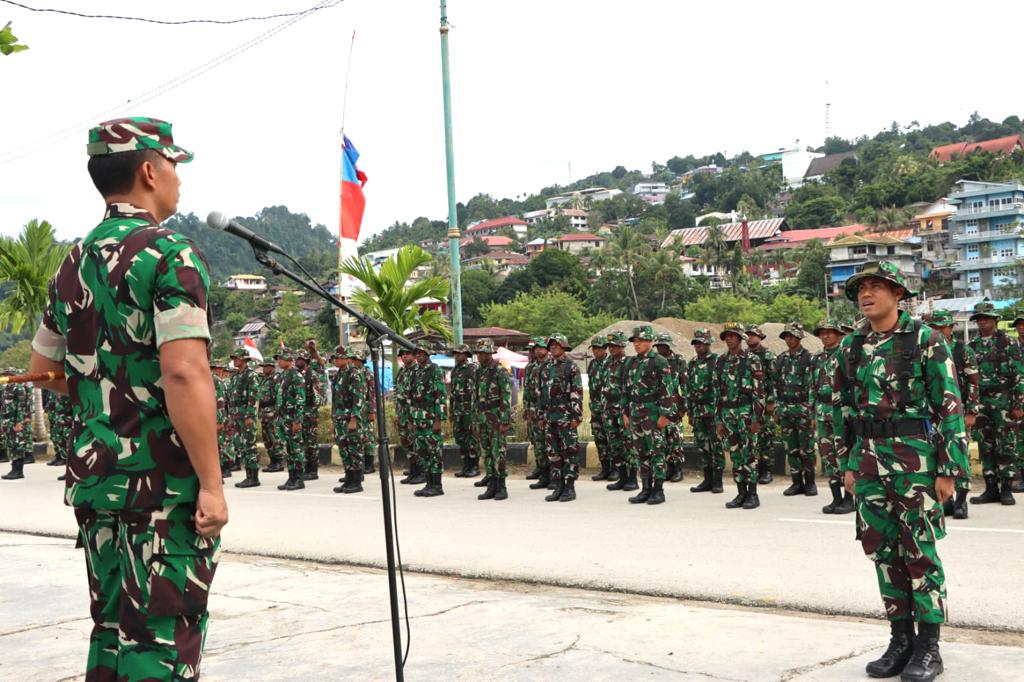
left=396, top=348, right=424, bottom=484
left=44, top=390, right=72, bottom=467
left=0, top=370, right=8, bottom=464
left=230, top=347, right=261, bottom=488
left=449, top=343, right=479, bottom=479
left=835, top=261, right=969, bottom=681
left=296, top=343, right=325, bottom=481
left=333, top=348, right=368, bottom=494
left=811, top=319, right=853, bottom=515
left=716, top=323, right=767, bottom=509
left=776, top=323, right=817, bottom=497
left=1, top=369, right=32, bottom=480
left=474, top=339, right=513, bottom=501
left=604, top=331, right=640, bottom=492
left=526, top=337, right=556, bottom=491
left=275, top=348, right=308, bottom=491
left=538, top=334, right=583, bottom=502
left=654, top=333, right=687, bottom=483
left=623, top=326, right=674, bottom=505
left=1010, top=313, right=1024, bottom=493
left=522, top=340, right=542, bottom=480
left=687, top=329, right=723, bottom=494
left=256, top=358, right=283, bottom=473
left=358, top=350, right=378, bottom=475
left=27, top=118, right=225, bottom=679
left=212, top=364, right=235, bottom=479
left=745, top=325, right=777, bottom=484
left=927, top=310, right=979, bottom=519
left=411, top=342, right=447, bottom=498
left=587, top=336, right=615, bottom=481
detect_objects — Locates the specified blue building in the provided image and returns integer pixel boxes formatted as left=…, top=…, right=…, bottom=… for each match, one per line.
left=948, top=180, right=1024, bottom=295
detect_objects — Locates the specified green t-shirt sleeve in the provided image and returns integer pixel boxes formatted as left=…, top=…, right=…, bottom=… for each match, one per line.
left=152, top=239, right=212, bottom=348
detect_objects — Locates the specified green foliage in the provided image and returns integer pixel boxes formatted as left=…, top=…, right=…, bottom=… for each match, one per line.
left=482, top=290, right=615, bottom=347
left=763, top=294, right=825, bottom=329
left=684, top=293, right=761, bottom=325
left=794, top=240, right=831, bottom=299
left=460, top=269, right=498, bottom=327
left=1, top=21, right=28, bottom=56
left=785, top=193, right=847, bottom=228
left=0, top=340, right=31, bottom=368
left=361, top=216, right=448, bottom=253
left=267, top=293, right=307, bottom=349
left=0, top=219, right=73, bottom=333
left=493, top=249, right=588, bottom=303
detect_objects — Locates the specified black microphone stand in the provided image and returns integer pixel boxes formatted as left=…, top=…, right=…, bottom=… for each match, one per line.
left=252, top=247, right=410, bottom=681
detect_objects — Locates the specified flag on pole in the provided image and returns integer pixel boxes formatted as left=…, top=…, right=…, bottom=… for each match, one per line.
left=339, top=135, right=368, bottom=297
left=242, top=336, right=263, bottom=362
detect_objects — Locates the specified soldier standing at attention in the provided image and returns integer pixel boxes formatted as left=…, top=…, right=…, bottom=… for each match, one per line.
left=745, top=325, right=777, bottom=484
left=967, top=301, right=1023, bottom=507
left=0, top=369, right=8, bottom=466
left=212, top=363, right=234, bottom=480
left=1011, top=313, right=1024, bottom=493
left=811, top=319, right=853, bottom=515
left=604, top=331, right=639, bottom=492
left=230, top=348, right=260, bottom=489
left=333, top=349, right=368, bottom=494
left=44, top=390, right=71, bottom=468
left=450, top=344, right=479, bottom=480
left=275, top=348, right=307, bottom=491
left=358, top=350, right=378, bottom=475
left=654, top=333, right=687, bottom=483
left=473, top=339, right=513, bottom=501
left=776, top=323, right=817, bottom=497
left=716, top=323, right=766, bottom=509
left=926, top=310, right=979, bottom=519
left=522, top=340, right=542, bottom=480
left=687, top=329, right=722, bottom=494
left=396, top=348, right=424, bottom=485
left=28, top=117, right=227, bottom=678
left=296, top=343, right=324, bottom=481
left=527, top=338, right=555, bottom=491
left=587, top=336, right=615, bottom=482
left=834, top=261, right=968, bottom=682
left=257, top=358, right=283, bottom=473
left=0, top=368, right=32, bottom=481
left=411, top=342, right=447, bottom=498
left=624, top=326, right=674, bottom=505
left=538, top=334, right=583, bottom=502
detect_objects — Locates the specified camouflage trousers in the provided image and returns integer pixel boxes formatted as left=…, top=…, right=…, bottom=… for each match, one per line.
left=216, top=425, right=233, bottom=469
left=411, top=420, right=443, bottom=475
left=690, top=415, right=723, bottom=470
left=605, top=411, right=634, bottom=469
left=753, top=412, right=775, bottom=466
left=815, top=420, right=842, bottom=485
left=302, top=409, right=319, bottom=466
left=363, top=417, right=376, bottom=463
left=452, top=413, right=477, bottom=461
left=719, top=408, right=756, bottom=484
left=49, top=414, right=72, bottom=459
left=544, top=421, right=581, bottom=481
left=4, top=424, right=31, bottom=463
left=231, top=417, right=258, bottom=469
left=629, top=418, right=667, bottom=481
left=528, top=417, right=548, bottom=470
left=855, top=470, right=948, bottom=624
left=476, top=416, right=507, bottom=479
left=779, top=411, right=815, bottom=475
left=74, top=504, right=220, bottom=681
left=260, top=416, right=278, bottom=463
left=334, top=418, right=365, bottom=473
left=275, top=420, right=305, bottom=474
left=665, top=420, right=685, bottom=465
left=973, top=395, right=1015, bottom=479
left=590, top=411, right=609, bottom=464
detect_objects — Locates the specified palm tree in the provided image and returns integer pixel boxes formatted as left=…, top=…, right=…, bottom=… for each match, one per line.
left=646, top=249, right=683, bottom=315
left=0, top=219, right=73, bottom=441
left=341, top=245, right=453, bottom=373
left=609, top=226, right=646, bottom=319
left=875, top=206, right=909, bottom=232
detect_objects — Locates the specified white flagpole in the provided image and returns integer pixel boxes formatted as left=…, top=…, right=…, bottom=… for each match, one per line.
left=338, top=29, right=356, bottom=347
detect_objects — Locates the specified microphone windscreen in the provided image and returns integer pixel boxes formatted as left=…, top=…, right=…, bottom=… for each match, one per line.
left=206, top=211, right=229, bottom=230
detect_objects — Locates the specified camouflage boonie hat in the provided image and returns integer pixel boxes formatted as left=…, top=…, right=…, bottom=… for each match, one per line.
left=295, top=349, right=310, bottom=361
left=345, top=347, right=363, bottom=360
left=779, top=322, right=806, bottom=340
left=654, top=333, right=673, bottom=345
left=527, top=336, right=546, bottom=349
left=926, top=310, right=956, bottom=327
left=415, top=341, right=434, bottom=354
left=629, top=325, right=656, bottom=342
left=230, top=347, right=250, bottom=360
left=691, top=328, right=713, bottom=345
left=813, top=318, right=845, bottom=335
left=1011, top=312, right=1024, bottom=326
left=475, top=338, right=497, bottom=354
left=589, top=335, right=608, bottom=348
left=275, top=347, right=295, bottom=361
left=606, top=330, right=628, bottom=347
left=260, top=357, right=276, bottom=366
left=844, top=261, right=916, bottom=301
left=744, top=324, right=767, bottom=339
left=547, top=333, right=571, bottom=350
left=87, top=117, right=193, bottom=163
left=720, top=322, right=747, bottom=341
left=969, top=301, right=1000, bottom=321
left=841, top=323, right=856, bottom=334
left=451, top=343, right=472, bottom=355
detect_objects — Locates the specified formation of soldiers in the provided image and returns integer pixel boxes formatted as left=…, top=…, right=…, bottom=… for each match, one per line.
left=0, top=367, right=34, bottom=480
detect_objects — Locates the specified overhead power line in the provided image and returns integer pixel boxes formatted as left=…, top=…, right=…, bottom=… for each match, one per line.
left=0, top=0, right=338, bottom=26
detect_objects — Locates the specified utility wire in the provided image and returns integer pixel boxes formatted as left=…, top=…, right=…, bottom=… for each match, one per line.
left=0, top=0, right=343, bottom=166
left=0, top=0, right=336, bottom=26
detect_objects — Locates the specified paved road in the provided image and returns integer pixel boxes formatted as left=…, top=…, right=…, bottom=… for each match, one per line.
left=2, top=532, right=1022, bottom=681
left=2, top=464, right=1022, bottom=631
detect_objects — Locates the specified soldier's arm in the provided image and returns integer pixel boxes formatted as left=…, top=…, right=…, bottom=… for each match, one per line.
left=655, top=359, right=675, bottom=418
left=432, top=367, right=447, bottom=421
left=964, top=346, right=981, bottom=416
left=570, top=365, right=584, bottom=423
left=1010, top=343, right=1024, bottom=411
left=750, top=354, right=766, bottom=422
left=499, top=369, right=513, bottom=426
left=924, top=331, right=970, bottom=478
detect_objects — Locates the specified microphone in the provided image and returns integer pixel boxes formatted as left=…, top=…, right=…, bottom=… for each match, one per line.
left=206, top=212, right=286, bottom=255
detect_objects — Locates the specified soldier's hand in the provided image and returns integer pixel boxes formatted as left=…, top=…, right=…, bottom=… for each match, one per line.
left=245, top=418, right=254, bottom=428
left=766, top=403, right=776, bottom=415
left=656, top=415, right=669, bottom=430
left=716, top=423, right=726, bottom=438
left=432, top=420, right=442, bottom=433
left=499, top=424, right=510, bottom=434
left=369, top=412, right=376, bottom=421
left=964, top=413, right=976, bottom=429
left=935, top=476, right=955, bottom=504
left=750, top=421, right=761, bottom=434
left=292, top=422, right=301, bottom=433
left=844, top=471, right=855, bottom=495
left=348, top=417, right=358, bottom=432
left=622, top=416, right=630, bottom=429
left=570, top=420, right=579, bottom=429
left=13, top=423, right=22, bottom=433
left=195, top=487, right=229, bottom=538
left=1010, top=408, right=1024, bottom=420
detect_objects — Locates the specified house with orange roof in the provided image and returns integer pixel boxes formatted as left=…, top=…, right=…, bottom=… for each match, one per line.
left=929, top=135, right=1023, bottom=163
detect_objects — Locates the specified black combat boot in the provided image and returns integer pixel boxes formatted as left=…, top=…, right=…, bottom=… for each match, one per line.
left=333, top=470, right=352, bottom=493
left=2, top=461, right=25, bottom=480
left=46, top=454, right=65, bottom=467
left=1013, top=473, right=1024, bottom=494
left=235, top=468, right=260, bottom=488
left=969, top=474, right=1000, bottom=504
left=1000, top=478, right=1016, bottom=505
left=465, top=457, right=480, bottom=478
left=822, top=481, right=843, bottom=514
left=415, top=472, right=444, bottom=497
left=757, top=460, right=773, bottom=485
left=606, top=464, right=628, bottom=490
left=668, top=462, right=683, bottom=482
left=302, top=459, right=319, bottom=481
left=711, top=468, right=724, bottom=494
left=558, top=477, right=576, bottom=502
left=277, top=470, right=296, bottom=490
left=220, top=464, right=232, bottom=479
left=57, top=473, right=66, bottom=481
left=529, top=465, right=550, bottom=490
left=899, top=622, right=942, bottom=682
left=282, top=470, right=305, bottom=491
left=545, top=477, right=564, bottom=502
left=725, top=482, right=747, bottom=509
left=628, top=475, right=652, bottom=504
left=453, top=456, right=471, bottom=478
left=591, top=460, right=611, bottom=481
left=647, top=478, right=666, bottom=505
left=782, top=472, right=805, bottom=496
left=474, top=473, right=493, bottom=488
left=231, top=457, right=241, bottom=472
left=23, top=451, right=34, bottom=464
left=339, top=469, right=364, bottom=494
left=622, top=467, right=639, bottom=492
left=690, top=466, right=713, bottom=493
left=952, top=490, right=968, bottom=519
left=477, top=477, right=498, bottom=500
left=263, top=458, right=285, bottom=473
left=743, top=481, right=760, bottom=509
left=803, top=470, right=818, bottom=496
left=865, top=620, right=915, bottom=678
left=525, top=463, right=542, bottom=480
left=364, top=454, right=376, bottom=474
left=834, top=491, right=856, bottom=515
left=403, top=463, right=427, bottom=486
left=493, top=477, right=508, bottom=501
left=606, top=463, right=619, bottom=482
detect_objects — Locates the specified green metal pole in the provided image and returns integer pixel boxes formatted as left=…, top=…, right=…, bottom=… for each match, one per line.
left=440, top=0, right=463, bottom=344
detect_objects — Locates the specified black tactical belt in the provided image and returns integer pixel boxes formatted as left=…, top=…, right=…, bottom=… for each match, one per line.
left=979, top=386, right=1008, bottom=397
left=719, top=398, right=752, bottom=408
left=847, top=418, right=929, bottom=439
left=779, top=395, right=807, bottom=404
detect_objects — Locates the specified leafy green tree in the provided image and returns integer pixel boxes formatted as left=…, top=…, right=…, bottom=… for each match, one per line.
left=684, top=293, right=760, bottom=324
left=794, top=240, right=831, bottom=299
left=0, top=340, right=31, bottom=368
left=608, top=226, right=648, bottom=318
left=493, top=249, right=588, bottom=303
left=764, top=294, right=825, bottom=329
left=267, top=293, right=307, bottom=349
left=785, top=194, right=847, bottom=228
left=482, top=291, right=615, bottom=347
left=1, top=21, right=28, bottom=56
left=462, top=237, right=490, bottom=258
left=460, top=269, right=498, bottom=327
left=0, top=219, right=72, bottom=333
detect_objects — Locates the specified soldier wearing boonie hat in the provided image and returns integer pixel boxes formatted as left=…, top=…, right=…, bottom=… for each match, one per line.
left=622, top=325, right=674, bottom=504
left=810, top=318, right=853, bottom=515
left=450, top=342, right=480, bottom=480
left=409, top=337, right=447, bottom=498
left=744, top=324, right=777, bottom=485
left=604, top=329, right=637, bottom=493
left=686, top=328, right=723, bottom=494
left=654, top=332, right=688, bottom=484
left=587, top=335, right=616, bottom=482
left=523, top=336, right=550, bottom=483
left=473, top=338, right=513, bottom=501
left=776, top=322, right=817, bottom=498
left=538, top=332, right=584, bottom=502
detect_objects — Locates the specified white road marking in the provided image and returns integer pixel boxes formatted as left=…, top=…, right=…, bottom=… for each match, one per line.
left=778, top=517, right=1024, bottom=534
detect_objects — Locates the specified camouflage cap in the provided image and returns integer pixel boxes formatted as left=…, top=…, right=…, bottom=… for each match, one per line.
left=606, top=330, right=628, bottom=347
left=230, top=347, right=250, bottom=360
left=844, top=261, right=916, bottom=301
left=719, top=322, right=747, bottom=341
left=475, top=338, right=497, bottom=354
left=547, top=333, right=571, bottom=350
left=813, top=318, right=845, bottom=335
left=779, top=322, right=806, bottom=340
left=450, top=343, right=472, bottom=355
left=275, top=347, right=295, bottom=361
left=926, top=310, right=956, bottom=327
left=1012, top=312, right=1024, bottom=326
left=589, top=335, right=608, bottom=348
left=654, top=332, right=673, bottom=345
left=87, top=117, right=193, bottom=164
left=528, top=336, right=546, bottom=348
left=629, top=325, right=657, bottom=342
left=415, top=341, right=434, bottom=354
left=744, top=324, right=768, bottom=339
left=345, top=347, right=364, bottom=360
left=691, top=328, right=713, bottom=345
left=260, top=357, right=276, bottom=366
left=969, top=301, right=1000, bottom=321
left=840, top=323, right=857, bottom=334
left=295, top=349, right=310, bottom=361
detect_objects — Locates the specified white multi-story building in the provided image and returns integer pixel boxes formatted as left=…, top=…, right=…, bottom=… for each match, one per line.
left=544, top=187, right=623, bottom=210
left=224, top=274, right=267, bottom=292
left=948, top=180, right=1024, bottom=296
left=522, top=208, right=589, bottom=230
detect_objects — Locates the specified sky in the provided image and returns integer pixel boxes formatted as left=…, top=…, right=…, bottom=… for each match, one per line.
left=1, top=0, right=1020, bottom=245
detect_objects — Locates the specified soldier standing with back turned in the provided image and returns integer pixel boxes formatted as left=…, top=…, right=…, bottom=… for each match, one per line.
left=745, top=325, right=777, bottom=484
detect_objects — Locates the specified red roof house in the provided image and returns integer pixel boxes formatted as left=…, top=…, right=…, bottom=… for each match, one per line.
left=930, top=135, right=1023, bottom=163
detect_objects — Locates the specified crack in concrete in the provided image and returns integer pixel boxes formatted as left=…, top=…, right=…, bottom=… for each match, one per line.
left=499, top=634, right=581, bottom=667
left=777, top=644, right=878, bottom=681
left=216, top=592, right=330, bottom=613
left=0, top=616, right=90, bottom=637
left=585, top=645, right=748, bottom=681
